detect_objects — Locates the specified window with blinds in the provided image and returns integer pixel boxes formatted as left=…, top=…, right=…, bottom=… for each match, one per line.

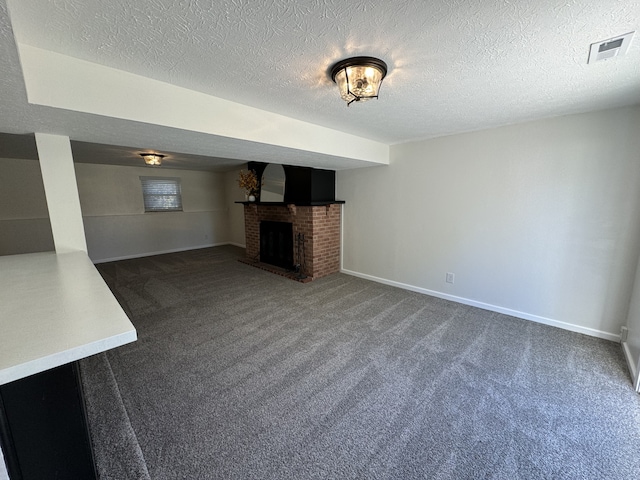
left=140, top=176, right=183, bottom=212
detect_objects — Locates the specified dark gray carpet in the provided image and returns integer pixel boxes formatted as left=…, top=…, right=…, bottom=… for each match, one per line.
left=81, top=245, right=640, bottom=479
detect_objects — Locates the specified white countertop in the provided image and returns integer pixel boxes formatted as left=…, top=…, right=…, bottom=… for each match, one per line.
left=0, top=251, right=136, bottom=385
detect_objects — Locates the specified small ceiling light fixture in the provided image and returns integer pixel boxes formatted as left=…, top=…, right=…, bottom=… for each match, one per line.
left=330, top=56, right=387, bottom=106
left=140, top=153, right=164, bottom=166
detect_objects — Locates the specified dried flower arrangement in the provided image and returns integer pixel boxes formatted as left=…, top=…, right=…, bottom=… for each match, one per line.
left=237, top=169, right=259, bottom=196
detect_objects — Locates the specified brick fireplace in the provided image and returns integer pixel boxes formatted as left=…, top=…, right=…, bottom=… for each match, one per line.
left=242, top=203, right=341, bottom=281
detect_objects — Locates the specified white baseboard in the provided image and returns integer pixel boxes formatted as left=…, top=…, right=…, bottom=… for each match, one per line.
left=340, top=268, right=620, bottom=342
left=227, top=242, right=246, bottom=248
left=92, top=242, right=234, bottom=264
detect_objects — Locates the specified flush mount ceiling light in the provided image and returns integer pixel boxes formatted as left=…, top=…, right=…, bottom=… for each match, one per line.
left=140, top=153, right=164, bottom=166
left=330, top=56, right=387, bottom=106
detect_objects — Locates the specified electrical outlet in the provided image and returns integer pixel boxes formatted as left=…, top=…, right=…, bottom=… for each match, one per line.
left=446, top=272, right=455, bottom=284
left=620, top=326, right=629, bottom=343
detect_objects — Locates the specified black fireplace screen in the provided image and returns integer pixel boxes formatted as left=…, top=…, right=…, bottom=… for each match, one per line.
left=260, top=221, right=293, bottom=269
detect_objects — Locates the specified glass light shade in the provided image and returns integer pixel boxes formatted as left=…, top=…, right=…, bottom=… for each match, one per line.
left=330, top=57, right=387, bottom=106
left=141, top=154, right=163, bottom=166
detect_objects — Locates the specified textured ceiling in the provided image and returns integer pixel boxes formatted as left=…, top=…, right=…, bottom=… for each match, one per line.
left=70, top=141, right=245, bottom=172
left=1, top=0, right=639, bottom=169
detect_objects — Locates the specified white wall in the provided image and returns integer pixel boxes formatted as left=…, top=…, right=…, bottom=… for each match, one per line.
left=75, top=163, right=232, bottom=262
left=338, top=106, right=640, bottom=340
left=225, top=167, right=247, bottom=247
left=0, top=446, right=6, bottom=480
left=0, top=157, right=54, bottom=255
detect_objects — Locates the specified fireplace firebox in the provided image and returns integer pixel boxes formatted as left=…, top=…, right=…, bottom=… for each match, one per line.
left=260, top=221, right=293, bottom=270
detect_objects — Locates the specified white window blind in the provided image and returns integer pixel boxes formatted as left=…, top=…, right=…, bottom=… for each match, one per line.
left=140, top=176, right=183, bottom=212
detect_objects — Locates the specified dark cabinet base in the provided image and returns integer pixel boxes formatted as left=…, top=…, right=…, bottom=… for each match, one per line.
left=0, top=362, right=96, bottom=480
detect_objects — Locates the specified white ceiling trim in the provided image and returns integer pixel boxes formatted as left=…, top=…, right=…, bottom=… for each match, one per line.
left=18, top=43, right=389, bottom=166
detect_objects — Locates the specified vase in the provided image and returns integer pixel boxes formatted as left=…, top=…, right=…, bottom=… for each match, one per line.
left=248, top=194, right=256, bottom=202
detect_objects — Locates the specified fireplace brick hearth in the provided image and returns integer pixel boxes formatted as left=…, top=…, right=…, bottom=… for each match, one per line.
left=243, top=203, right=341, bottom=280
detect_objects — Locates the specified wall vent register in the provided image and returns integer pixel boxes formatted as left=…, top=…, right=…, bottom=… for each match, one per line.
left=588, top=32, right=635, bottom=64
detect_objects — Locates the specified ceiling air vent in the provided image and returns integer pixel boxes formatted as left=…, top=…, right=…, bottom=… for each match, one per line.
left=588, top=32, right=635, bottom=64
